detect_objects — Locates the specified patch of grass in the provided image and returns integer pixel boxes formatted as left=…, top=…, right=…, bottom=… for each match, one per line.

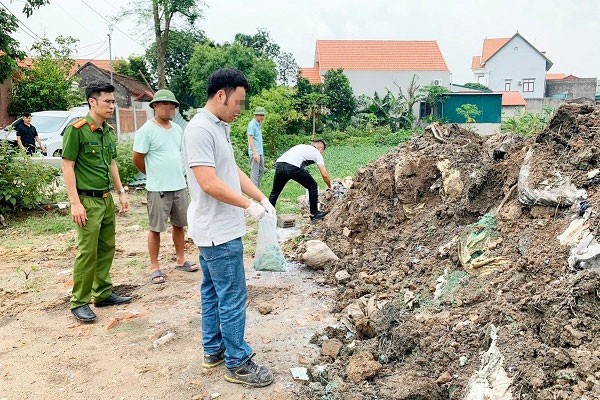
left=258, top=144, right=394, bottom=214
left=3, top=212, right=73, bottom=236
left=125, top=259, right=145, bottom=269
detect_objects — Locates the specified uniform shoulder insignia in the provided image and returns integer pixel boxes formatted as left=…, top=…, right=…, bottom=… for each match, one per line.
left=72, top=118, right=87, bottom=128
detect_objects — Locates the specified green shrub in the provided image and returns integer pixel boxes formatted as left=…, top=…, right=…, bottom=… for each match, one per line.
left=501, top=107, right=553, bottom=136
left=115, top=141, right=138, bottom=185
left=0, top=141, right=61, bottom=214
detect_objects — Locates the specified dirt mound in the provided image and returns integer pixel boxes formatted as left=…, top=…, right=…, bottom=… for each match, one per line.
left=295, top=106, right=600, bottom=399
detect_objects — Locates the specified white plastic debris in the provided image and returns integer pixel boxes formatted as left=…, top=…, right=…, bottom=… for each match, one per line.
left=290, top=367, right=309, bottom=381
left=434, top=268, right=448, bottom=300
left=464, top=325, right=513, bottom=400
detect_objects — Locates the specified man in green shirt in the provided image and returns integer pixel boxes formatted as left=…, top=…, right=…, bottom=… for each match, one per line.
left=132, top=89, right=197, bottom=284
left=62, top=81, right=131, bottom=323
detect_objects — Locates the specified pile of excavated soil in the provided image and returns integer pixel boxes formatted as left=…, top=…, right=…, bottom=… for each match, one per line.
left=293, top=105, right=600, bottom=400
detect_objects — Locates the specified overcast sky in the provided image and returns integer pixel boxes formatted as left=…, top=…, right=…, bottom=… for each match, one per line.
left=3, top=0, right=599, bottom=85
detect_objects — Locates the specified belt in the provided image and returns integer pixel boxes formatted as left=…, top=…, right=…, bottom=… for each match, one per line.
left=77, top=189, right=111, bottom=198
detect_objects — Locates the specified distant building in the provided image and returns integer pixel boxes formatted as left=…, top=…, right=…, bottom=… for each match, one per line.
left=544, top=74, right=597, bottom=102
left=299, top=40, right=450, bottom=97
left=471, top=33, right=553, bottom=99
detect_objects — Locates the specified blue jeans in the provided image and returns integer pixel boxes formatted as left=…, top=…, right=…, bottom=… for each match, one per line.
left=198, top=237, right=252, bottom=369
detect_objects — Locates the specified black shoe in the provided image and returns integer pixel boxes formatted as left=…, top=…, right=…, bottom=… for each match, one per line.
left=224, top=353, right=274, bottom=387
left=94, top=293, right=132, bottom=307
left=310, top=210, right=329, bottom=222
left=202, top=348, right=225, bottom=368
left=71, top=304, right=97, bottom=322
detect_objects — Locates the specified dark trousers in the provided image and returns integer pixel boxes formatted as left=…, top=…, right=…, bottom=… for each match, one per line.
left=269, top=162, right=318, bottom=215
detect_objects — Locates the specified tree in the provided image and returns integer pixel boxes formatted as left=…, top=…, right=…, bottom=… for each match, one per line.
left=121, top=0, right=204, bottom=89
left=463, top=82, right=492, bottom=92
left=9, top=36, right=82, bottom=114
left=322, top=69, right=356, bottom=130
left=114, top=55, right=153, bottom=86
left=145, top=29, right=208, bottom=110
left=0, top=1, right=48, bottom=82
left=234, top=28, right=297, bottom=86
left=188, top=42, right=277, bottom=106
left=419, top=84, right=449, bottom=119
left=456, top=103, right=481, bottom=124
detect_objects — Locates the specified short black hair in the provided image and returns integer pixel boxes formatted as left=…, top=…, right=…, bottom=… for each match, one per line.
left=206, top=68, right=250, bottom=99
left=21, top=112, right=31, bottom=117
left=85, top=81, right=115, bottom=107
left=312, top=139, right=326, bottom=150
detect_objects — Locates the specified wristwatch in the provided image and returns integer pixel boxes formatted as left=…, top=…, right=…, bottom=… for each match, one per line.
left=117, top=188, right=126, bottom=194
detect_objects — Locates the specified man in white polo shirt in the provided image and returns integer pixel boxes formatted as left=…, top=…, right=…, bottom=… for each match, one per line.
left=268, top=140, right=332, bottom=221
left=184, top=68, right=276, bottom=388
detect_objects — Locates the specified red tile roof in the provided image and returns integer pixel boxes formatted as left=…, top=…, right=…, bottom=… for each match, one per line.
left=70, top=59, right=111, bottom=75
left=472, top=34, right=553, bottom=71
left=481, top=38, right=511, bottom=63
left=499, top=91, right=526, bottom=106
left=298, top=67, right=322, bottom=84
left=314, top=40, right=449, bottom=71
left=546, top=73, right=567, bottom=80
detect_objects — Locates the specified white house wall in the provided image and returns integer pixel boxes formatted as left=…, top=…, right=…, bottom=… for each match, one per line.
left=483, top=35, right=547, bottom=99
left=343, top=70, right=451, bottom=98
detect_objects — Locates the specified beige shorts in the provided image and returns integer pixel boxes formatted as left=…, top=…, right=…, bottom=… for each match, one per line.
left=147, top=189, right=188, bottom=232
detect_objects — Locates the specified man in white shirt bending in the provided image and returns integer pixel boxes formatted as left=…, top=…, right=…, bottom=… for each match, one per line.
left=268, top=140, right=332, bottom=221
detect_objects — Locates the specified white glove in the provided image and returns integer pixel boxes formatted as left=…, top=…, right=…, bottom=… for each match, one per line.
left=260, top=198, right=276, bottom=217
left=245, top=200, right=265, bottom=221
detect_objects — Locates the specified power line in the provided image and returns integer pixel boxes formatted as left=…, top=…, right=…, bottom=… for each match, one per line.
left=55, top=1, right=97, bottom=35
left=77, top=40, right=106, bottom=50
left=0, top=0, right=44, bottom=41
left=76, top=41, right=108, bottom=58
left=79, top=0, right=144, bottom=47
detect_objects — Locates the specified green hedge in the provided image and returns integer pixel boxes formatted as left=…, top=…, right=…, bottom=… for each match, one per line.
left=0, top=142, right=61, bottom=214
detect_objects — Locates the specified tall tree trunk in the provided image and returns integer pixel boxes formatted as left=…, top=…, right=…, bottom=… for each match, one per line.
left=152, top=0, right=166, bottom=89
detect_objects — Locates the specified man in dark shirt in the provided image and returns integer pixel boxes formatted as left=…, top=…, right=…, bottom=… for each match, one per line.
left=16, top=112, right=46, bottom=155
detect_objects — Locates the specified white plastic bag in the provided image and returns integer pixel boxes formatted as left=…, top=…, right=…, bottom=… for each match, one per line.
left=253, top=215, right=287, bottom=272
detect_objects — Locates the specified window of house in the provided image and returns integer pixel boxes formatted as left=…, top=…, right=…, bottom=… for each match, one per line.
left=477, top=75, right=485, bottom=84
left=522, top=79, right=535, bottom=92
left=505, top=80, right=511, bottom=91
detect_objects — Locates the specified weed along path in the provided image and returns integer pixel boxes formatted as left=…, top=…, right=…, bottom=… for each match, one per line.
left=0, top=191, right=337, bottom=400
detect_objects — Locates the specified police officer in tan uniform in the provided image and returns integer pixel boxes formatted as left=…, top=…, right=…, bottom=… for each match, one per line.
left=62, top=81, right=131, bottom=323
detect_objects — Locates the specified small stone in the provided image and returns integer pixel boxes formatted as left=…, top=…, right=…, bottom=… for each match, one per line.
left=106, top=318, right=119, bottom=330
left=321, top=339, right=343, bottom=359
left=343, top=227, right=351, bottom=237
left=436, top=371, right=452, bottom=384
left=152, top=331, right=175, bottom=348
left=346, top=352, right=382, bottom=383
left=335, top=270, right=351, bottom=284
left=210, top=393, right=221, bottom=399
left=257, top=302, right=273, bottom=315
left=459, top=356, right=468, bottom=366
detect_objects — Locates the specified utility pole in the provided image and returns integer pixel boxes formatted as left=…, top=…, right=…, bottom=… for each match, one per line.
left=107, top=25, right=120, bottom=136
left=108, top=25, right=114, bottom=85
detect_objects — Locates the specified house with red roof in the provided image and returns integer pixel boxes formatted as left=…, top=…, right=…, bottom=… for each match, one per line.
left=471, top=33, right=552, bottom=99
left=73, top=60, right=154, bottom=107
left=0, top=55, right=153, bottom=131
left=299, top=40, right=450, bottom=98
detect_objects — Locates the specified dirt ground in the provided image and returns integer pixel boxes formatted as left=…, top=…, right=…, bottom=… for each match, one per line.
left=3, top=104, right=600, bottom=400
left=0, top=193, right=337, bottom=400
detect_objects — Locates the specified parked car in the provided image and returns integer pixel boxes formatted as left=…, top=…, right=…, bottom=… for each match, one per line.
left=1, top=106, right=89, bottom=156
